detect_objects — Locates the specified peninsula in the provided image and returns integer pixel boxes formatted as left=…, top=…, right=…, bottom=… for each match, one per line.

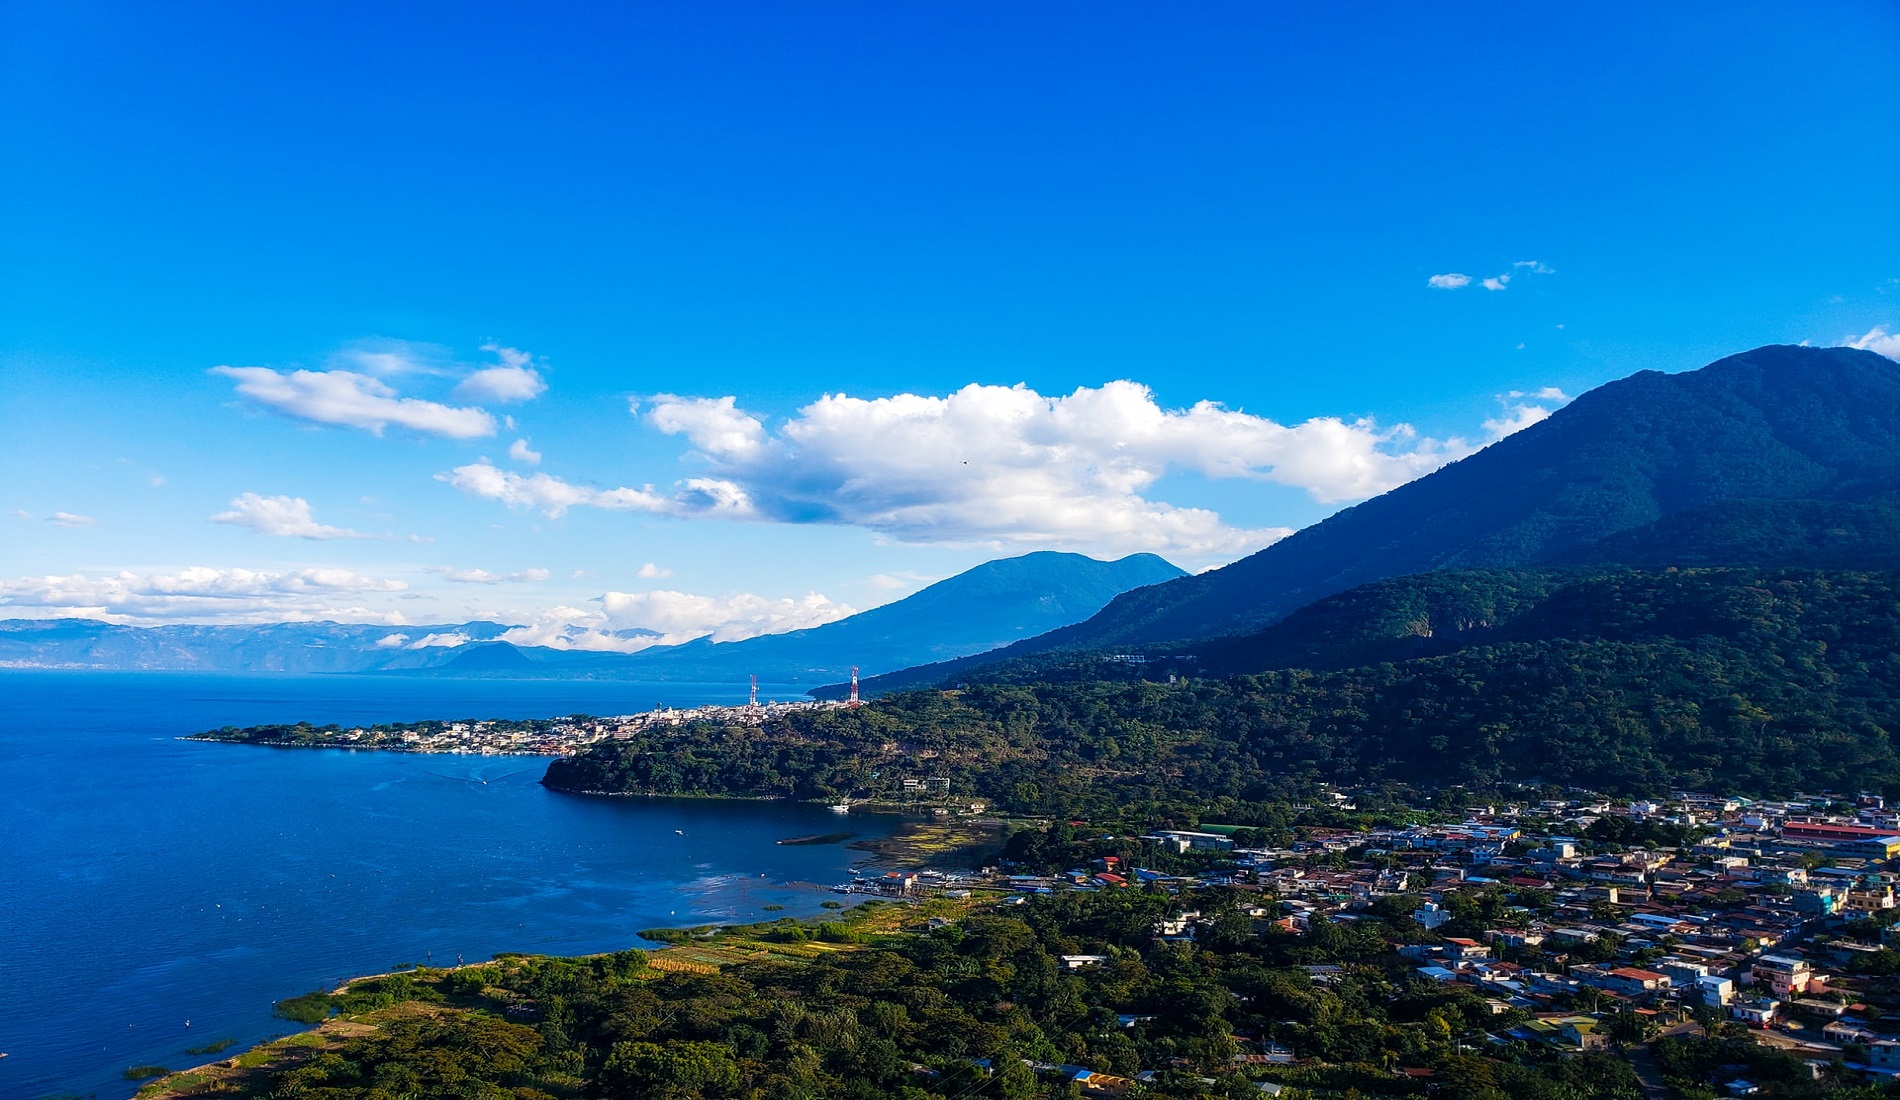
left=185, top=699, right=850, bottom=756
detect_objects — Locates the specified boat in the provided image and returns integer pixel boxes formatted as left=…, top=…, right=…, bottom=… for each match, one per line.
left=828, top=802, right=851, bottom=813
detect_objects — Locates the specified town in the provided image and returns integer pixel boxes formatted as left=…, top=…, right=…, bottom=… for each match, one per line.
left=187, top=700, right=852, bottom=755
left=828, top=788, right=1900, bottom=1095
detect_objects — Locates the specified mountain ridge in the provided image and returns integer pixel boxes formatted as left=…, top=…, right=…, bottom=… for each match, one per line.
left=840, top=344, right=1900, bottom=696
left=0, top=551, right=1183, bottom=678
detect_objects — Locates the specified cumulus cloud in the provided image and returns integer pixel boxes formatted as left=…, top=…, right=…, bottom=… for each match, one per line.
left=1427, top=273, right=1472, bottom=289
left=48, top=512, right=96, bottom=527
left=0, top=566, right=408, bottom=625
left=445, top=383, right=1481, bottom=557
left=1482, top=274, right=1512, bottom=292
left=635, top=563, right=673, bottom=579
left=508, top=438, right=542, bottom=465
left=1483, top=387, right=1573, bottom=440
left=443, top=380, right=1564, bottom=561
left=497, top=589, right=855, bottom=653
left=454, top=345, right=547, bottom=404
left=640, top=381, right=1463, bottom=555
left=211, top=493, right=374, bottom=540
left=435, top=463, right=684, bottom=517
left=406, top=632, right=471, bottom=648
left=375, top=632, right=411, bottom=648
left=644, top=395, right=769, bottom=460
left=1845, top=325, right=1900, bottom=361
left=1513, top=260, right=1555, bottom=274
left=427, top=565, right=551, bottom=584
left=212, top=366, right=497, bottom=438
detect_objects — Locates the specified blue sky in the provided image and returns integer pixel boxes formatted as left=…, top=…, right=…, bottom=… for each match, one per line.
left=3, top=3, right=1897, bottom=649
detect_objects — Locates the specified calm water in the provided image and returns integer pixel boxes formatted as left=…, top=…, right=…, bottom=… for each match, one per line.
left=0, top=671, right=897, bottom=1100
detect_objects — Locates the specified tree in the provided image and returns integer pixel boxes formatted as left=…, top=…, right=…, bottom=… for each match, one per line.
left=601, top=1039, right=741, bottom=1099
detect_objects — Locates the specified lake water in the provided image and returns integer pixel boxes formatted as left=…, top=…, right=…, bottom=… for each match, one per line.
left=0, top=671, right=899, bottom=1100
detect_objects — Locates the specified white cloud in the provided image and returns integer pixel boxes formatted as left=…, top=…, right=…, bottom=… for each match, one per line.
left=445, top=380, right=1553, bottom=563
left=635, top=562, right=673, bottom=579
left=1845, top=325, right=1900, bottom=361
left=406, top=631, right=471, bottom=649
left=497, top=588, right=855, bottom=653
left=1433, top=263, right=1551, bottom=292
left=494, top=605, right=643, bottom=652
left=212, top=366, right=497, bottom=438
left=211, top=493, right=373, bottom=540
left=508, top=438, right=543, bottom=465
left=641, top=381, right=1465, bottom=555
left=603, top=589, right=851, bottom=644
left=643, top=395, right=769, bottom=460
left=435, top=463, right=682, bottom=517
left=1483, top=387, right=1573, bottom=440
left=427, top=565, right=551, bottom=584
left=453, top=345, right=547, bottom=404
left=47, top=512, right=96, bottom=527
left=375, top=632, right=411, bottom=648
left=0, top=566, right=408, bottom=625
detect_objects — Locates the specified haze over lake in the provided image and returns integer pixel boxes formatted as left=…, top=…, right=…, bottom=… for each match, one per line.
left=0, top=672, right=896, bottom=1100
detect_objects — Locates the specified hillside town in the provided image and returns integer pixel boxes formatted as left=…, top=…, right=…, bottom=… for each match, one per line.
left=918, top=790, right=1900, bottom=1092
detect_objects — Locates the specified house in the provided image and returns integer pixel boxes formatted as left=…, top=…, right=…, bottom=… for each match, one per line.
left=1730, top=998, right=1780, bottom=1027
left=1597, top=967, right=1671, bottom=997
left=1823, top=1019, right=1881, bottom=1044
left=1152, top=830, right=1235, bottom=852
left=1561, top=1019, right=1611, bottom=1051
left=1695, top=975, right=1735, bottom=1007
left=1751, top=955, right=1823, bottom=997
left=1059, top=955, right=1109, bottom=969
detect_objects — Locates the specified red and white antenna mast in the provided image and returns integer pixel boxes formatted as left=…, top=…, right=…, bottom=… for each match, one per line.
left=749, top=674, right=758, bottom=709
left=848, top=666, right=861, bottom=708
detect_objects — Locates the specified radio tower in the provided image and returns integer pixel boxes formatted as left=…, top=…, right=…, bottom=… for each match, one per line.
left=848, top=666, right=861, bottom=708
left=749, top=674, right=758, bottom=709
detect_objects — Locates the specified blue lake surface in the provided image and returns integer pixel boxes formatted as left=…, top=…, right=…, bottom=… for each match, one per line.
left=0, top=671, right=897, bottom=1099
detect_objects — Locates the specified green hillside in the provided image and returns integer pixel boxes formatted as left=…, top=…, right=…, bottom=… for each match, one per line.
left=551, top=567, right=1900, bottom=813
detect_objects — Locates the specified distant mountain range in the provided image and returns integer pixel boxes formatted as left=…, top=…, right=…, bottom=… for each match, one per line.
left=845, top=344, right=1900, bottom=696
left=0, top=551, right=1183, bottom=680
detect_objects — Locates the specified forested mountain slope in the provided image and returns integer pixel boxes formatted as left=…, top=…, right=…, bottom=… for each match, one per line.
left=849, top=345, right=1900, bottom=696
left=556, top=567, right=1900, bottom=811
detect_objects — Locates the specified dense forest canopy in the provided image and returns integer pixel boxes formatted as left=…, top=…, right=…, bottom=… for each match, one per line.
left=201, top=889, right=1653, bottom=1100
left=549, top=568, right=1900, bottom=814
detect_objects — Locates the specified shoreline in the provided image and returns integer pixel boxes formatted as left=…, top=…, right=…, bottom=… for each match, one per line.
left=181, top=735, right=558, bottom=757
left=132, top=892, right=905, bottom=1100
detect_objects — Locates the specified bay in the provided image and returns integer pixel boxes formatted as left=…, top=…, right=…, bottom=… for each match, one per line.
left=0, top=671, right=896, bottom=1100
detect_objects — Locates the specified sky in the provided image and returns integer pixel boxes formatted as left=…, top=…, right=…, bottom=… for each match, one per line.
left=3, top=2, right=1897, bottom=651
